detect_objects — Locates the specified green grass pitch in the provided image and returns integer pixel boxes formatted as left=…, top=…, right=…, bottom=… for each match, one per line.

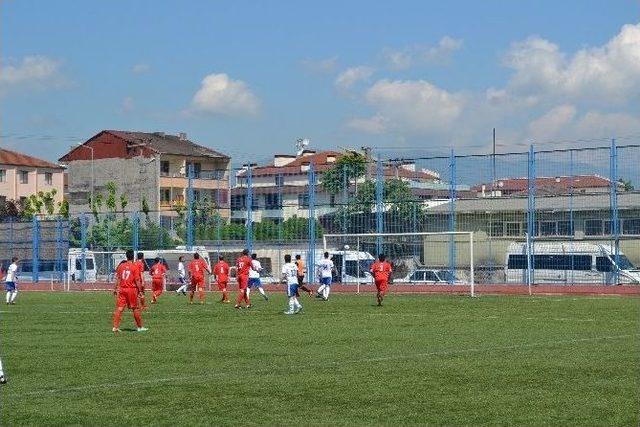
left=1, top=291, right=638, bottom=426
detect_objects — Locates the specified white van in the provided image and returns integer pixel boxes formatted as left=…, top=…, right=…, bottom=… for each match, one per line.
left=292, top=249, right=374, bottom=284
left=68, top=248, right=98, bottom=282
left=505, top=242, right=640, bottom=285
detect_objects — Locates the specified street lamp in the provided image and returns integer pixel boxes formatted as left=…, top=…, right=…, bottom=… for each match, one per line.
left=72, top=144, right=94, bottom=208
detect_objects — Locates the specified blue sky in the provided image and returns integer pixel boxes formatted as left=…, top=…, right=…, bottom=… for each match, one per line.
left=1, top=0, right=638, bottom=164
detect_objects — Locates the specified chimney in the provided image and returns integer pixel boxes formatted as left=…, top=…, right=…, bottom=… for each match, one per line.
left=178, top=132, right=187, bottom=141
left=326, top=154, right=337, bottom=163
left=301, top=162, right=310, bottom=172
left=274, top=154, right=296, bottom=167
left=301, top=149, right=316, bottom=157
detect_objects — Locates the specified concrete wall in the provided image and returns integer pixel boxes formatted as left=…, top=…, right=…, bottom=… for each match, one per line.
left=67, top=156, right=159, bottom=217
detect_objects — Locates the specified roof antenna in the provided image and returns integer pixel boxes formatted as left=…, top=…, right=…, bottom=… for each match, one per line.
left=295, top=138, right=310, bottom=157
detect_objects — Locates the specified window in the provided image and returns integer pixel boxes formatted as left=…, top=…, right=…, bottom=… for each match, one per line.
left=596, top=256, right=613, bottom=272
left=215, top=189, right=229, bottom=205
left=0, top=170, right=5, bottom=182
left=489, top=222, right=503, bottom=237
left=424, top=271, right=438, bottom=281
left=585, top=219, right=603, bottom=236
left=508, top=255, right=528, bottom=269
left=160, top=161, right=170, bottom=175
left=330, top=194, right=336, bottom=207
left=160, top=188, right=171, bottom=203
left=623, top=219, right=640, bottom=235
left=505, top=222, right=521, bottom=237
left=264, top=193, right=281, bottom=210
left=539, top=221, right=557, bottom=236
left=557, top=220, right=573, bottom=236
left=275, top=175, right=284, bottom=187
left=0, top=196, right=6, bottom=204
left=410, top=271, right=424, bottom=281
left=231, top=195, right=246, bottom=210
left=19, top=171, right=28, bottom=184
left=45, top=172, right=53, bottom=185
left=186, top=162, right=202, bottom=178
left=534, top=255, right=591, bottom=271
left=298, top=193, right=309, bottom=208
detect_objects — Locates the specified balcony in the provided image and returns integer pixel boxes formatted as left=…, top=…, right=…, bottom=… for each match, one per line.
left=160, top=174, right=227, bottom=190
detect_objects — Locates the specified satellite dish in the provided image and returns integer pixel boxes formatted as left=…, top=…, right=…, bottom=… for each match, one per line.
left=295, top=138, right=310, bottom=156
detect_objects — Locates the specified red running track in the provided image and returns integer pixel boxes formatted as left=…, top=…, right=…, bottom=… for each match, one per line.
left=14, top=282, right=640, bottom=296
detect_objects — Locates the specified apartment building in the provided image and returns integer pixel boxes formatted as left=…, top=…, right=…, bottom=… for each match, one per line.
left=59, top=130, right=231, bottom=224
left=0, top=148, right=65, bottom=206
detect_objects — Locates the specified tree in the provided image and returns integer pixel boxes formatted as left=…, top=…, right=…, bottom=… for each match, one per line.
left=58, top=200, right=69, bottom=219
left=0, top=200, right=20, bottom=218
left=322, top=152, right=367, bottom=195
left=619, top=179, right=635, bottom=191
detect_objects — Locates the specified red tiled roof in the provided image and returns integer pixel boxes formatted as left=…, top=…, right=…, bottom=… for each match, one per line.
left=471, top=175, right=614, bottom=192
left=238, top=151, right=342, bottom=177
left=0, top=148, right=62, bottom=169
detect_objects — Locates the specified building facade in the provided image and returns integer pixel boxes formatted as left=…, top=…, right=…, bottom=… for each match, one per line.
left=59, top=130, right=231, bottom=224
left=0, top=148, right=65, bottom=207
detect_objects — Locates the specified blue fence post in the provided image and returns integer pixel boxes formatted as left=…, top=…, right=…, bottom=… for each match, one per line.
left=186, top=163, right=194, bottom=251
left=448, top=149, right=457, bottom=284
left=526, top=145, right=536, bottom=288
left=132, top=212, right=140, bottom=253
left=277, top=172, right=284, bottom=242
left=8, top=217, right=14, bottom=255
left=245, top=164, right=253, bottom=253
left=610, top=138, right=620, bottom=285
left=32, top=216, right=40, bottom=282
left=307, top=163, right=316, bottom=283
left=342, top=165, right=348, bottom=236
left=375, top=154, right=384, bottom=255
left=56, top=216, right=64, bottom=283
left=80, top=213, right=87, bottom=282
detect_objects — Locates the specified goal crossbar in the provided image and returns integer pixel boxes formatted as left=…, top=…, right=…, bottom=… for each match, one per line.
left=322, top=231, right=475, bottom=297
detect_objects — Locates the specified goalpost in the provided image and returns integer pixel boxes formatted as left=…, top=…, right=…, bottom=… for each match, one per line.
left=322, top=231, right=475, bottom=297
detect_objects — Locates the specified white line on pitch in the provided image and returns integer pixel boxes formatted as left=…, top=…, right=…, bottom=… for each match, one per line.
left=8, top=333, right=638, bottom=399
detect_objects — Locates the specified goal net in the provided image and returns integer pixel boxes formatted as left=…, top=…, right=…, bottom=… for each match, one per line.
left=322, top=232, right=476, bottom=296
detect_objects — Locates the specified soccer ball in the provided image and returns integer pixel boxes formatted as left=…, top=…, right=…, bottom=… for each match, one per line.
left=344, top=245, right=350, bottom=250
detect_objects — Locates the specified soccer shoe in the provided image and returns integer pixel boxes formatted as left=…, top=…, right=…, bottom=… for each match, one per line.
left=283, top=310, right=295, bottom=315
left=234, top=305, right=241, bottom=309
left=294, top=307, right=303, bottom=314
left=136, top=327, right=149, bottom=332
left=0, top=375, right=6, bottom=384
left=112, top=327, right=121, bottom=333
left=246, top=304, right=252, bottom=309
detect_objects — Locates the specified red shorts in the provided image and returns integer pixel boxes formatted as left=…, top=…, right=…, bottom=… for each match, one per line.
left=237, top=275, right=249, bottom=290
left=375, top=280, right=388, bottom=294
left=116, top=288, right=139, bottom=309
left=217, top=280, right=228, bottom=291
left=190, top=277, right=205, bottom=291
left=152, top=280, right=163, bottom=292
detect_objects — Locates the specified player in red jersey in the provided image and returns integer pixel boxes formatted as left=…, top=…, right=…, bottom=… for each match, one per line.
left=150, top=257, right=167, bottom=304
left=235, top=249, right=252, bottom=309
left=213, top=255, right=231, bottom=303
left=187, top=252, right=210, bottom=304
left=370, top=253, right=392, bottom=307
left=135, top=252, right=148, bottom=310
left=112, top=249, right=147, bottom=333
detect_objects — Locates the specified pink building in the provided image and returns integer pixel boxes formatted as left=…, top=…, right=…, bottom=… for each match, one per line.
left=0, top=148, right=65, bottom=206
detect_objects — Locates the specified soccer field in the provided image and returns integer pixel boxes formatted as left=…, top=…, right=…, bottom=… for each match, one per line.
left=0, top=292, right=638, bottom=426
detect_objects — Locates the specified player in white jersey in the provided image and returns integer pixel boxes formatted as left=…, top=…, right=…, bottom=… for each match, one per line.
left=316, top=252, right=335, bottom=301
left=247, top=253, right=268, bottom=301
left=282, top=254, right=302, bottom=314
left=0, top=356, right=6, bottom=384
left=175, top=256, right=188, bottom=295
left=5, top=257, right=19, bottom=305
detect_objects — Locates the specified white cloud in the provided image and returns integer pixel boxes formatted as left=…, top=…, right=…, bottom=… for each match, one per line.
left=361, top=79, right=465, bottom=133
left=527, top=104, right=577, bottom=141
left=300, top=56, right=339, bottom=74
left=346, top=114, right=388, bottom=134
left=132, top=63, right=150, bottom=74
left=334, top=66, right=374, bottom=91
left=190, top=73, right=260, bottom=116
left=381, top=36, right=463, bottom=70
left=0, top=55, right=67, bottom=94
left=121, top=96, right=135, bottom=113
left=503, top=23, right=640, bottom=105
